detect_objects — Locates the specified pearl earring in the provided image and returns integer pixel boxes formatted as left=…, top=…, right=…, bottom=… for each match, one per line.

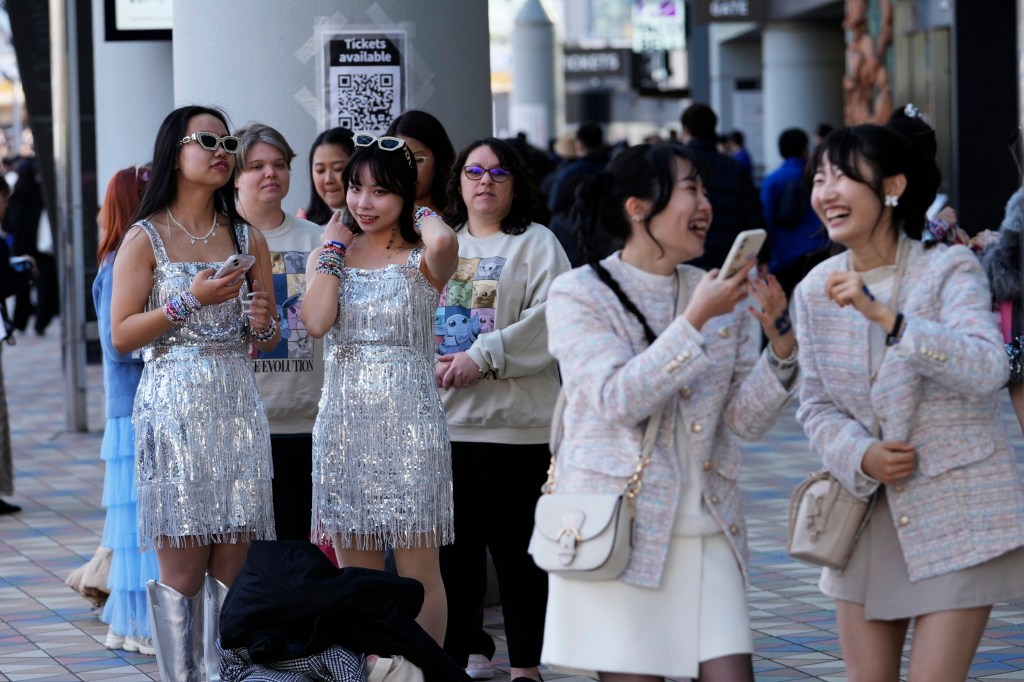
left=631, top=215, right=642, bottom=223
left=884, top=195, right=899, bottom=207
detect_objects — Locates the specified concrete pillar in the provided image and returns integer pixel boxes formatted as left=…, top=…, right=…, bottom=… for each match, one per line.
left=708, top=24, right=761, bottom=152
left=510, top=0, right=559, bottom=148
left=90, top=0, right=173, bottom=202
left=172, top=0, right=492, bottom=215
left=762, top=22, right=844, bottom=170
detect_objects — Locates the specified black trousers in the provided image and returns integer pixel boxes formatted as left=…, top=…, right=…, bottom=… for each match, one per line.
left=13, top=252, right=58, bottom=334
left=441, top=441, right=550, bottom=668
left=270, top=433, right=314, bottom=542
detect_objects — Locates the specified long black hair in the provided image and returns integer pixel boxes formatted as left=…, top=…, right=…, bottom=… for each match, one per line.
left=443, top=137, right=540, bottom=235
left=131, top=105, right=243, bottom=227
left=304, top=127, right=355, bottom=225
left=808, top=123, right=938, bottom=242
left=342, top=141, right=419, bottom=245
left=386, top=110, right=456, bottom=211
left=573, top=143, right=708, bottom=344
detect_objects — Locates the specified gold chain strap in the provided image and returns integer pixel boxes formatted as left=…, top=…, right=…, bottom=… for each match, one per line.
left=542, top=270, right=684, bottom=498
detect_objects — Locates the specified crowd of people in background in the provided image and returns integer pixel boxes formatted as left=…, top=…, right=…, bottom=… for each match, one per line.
left=3, top=95, right=1024, bottom=682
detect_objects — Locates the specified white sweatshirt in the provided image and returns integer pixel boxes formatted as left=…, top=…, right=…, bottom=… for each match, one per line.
left=251, top=214, right=325, bottom=434
left=436, top=222, right=571, bottom=444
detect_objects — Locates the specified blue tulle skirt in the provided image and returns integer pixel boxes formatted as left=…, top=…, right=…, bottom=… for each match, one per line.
left=100, top=416, right=159, bottom=638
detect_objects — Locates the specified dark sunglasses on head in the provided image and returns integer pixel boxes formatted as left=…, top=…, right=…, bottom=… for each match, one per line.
left=178, top=131, right=241, bottom=153
left=353, top=134, right=407, bottom=151
left=463, top=165, right=511, bottom=182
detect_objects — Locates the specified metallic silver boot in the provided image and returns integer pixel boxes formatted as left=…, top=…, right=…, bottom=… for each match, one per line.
left=204, top=575, right=229, bottom=682
left=146, top=580, right=204, bottom=682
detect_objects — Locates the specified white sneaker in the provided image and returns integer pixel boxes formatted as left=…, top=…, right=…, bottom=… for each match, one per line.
left=466, top=654, right=495, bottom=680
left=123, top=635, right=155, bottom=656
left=103, top=627, right=125, bottom=650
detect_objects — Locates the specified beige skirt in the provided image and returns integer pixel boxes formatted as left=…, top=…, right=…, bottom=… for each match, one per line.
left=821, top=489, right=1024, bottom=620
left=541, top=532, right=752, bottom=678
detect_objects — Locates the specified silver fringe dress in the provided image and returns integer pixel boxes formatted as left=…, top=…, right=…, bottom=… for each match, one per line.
left=133, top=220, right=275, bottom=549
left=312, top=246, right=453, bottom=550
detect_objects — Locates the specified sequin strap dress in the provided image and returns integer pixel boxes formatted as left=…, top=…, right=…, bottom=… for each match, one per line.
left=132, top=219, right=275, bottom=549
left=312, top=245, right=454, bottom=550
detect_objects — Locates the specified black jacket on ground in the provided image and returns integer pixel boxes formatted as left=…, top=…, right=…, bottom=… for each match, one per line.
left=220, top=541, right=471, bottom=682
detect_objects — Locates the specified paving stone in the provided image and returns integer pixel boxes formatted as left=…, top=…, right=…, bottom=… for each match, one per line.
left=5, top=328, right=1024, bottom=680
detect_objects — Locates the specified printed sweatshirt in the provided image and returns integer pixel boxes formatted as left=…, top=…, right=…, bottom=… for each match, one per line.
left=436, top=222, right=571, bottom=444
left=251, top=214, right=325, bottom=434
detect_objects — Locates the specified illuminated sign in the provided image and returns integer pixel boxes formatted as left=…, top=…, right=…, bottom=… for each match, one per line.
left=632, top=0, right=686, bottom=52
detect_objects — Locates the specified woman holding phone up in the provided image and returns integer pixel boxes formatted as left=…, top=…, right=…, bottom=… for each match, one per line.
left=541, top=143, right=796, bottom=682
left=110, top=105, right=279, bottom=681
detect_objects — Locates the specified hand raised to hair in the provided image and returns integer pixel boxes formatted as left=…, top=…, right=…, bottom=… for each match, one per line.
left=322, top=209, right=356, bottom=246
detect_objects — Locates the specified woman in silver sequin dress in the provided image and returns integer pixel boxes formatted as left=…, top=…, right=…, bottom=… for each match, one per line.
left=110, top=106, right=279, bottom=682
left=303, top=135, right=459, bottom=646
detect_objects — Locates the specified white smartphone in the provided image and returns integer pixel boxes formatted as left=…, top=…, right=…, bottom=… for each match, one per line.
left=718, top=229, right=767, bottom=279
left=212, top=254, right=256, bottom=280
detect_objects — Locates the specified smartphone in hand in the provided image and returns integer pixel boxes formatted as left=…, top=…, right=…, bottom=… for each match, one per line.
left=718, top=229, right=767, bottom=280
left=212, top=254, right=256, bottom=280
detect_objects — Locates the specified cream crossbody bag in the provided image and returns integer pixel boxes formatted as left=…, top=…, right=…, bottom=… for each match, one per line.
left=528, top=271, right=685, bottom=580
left=787, top=239, right=910, bottom=570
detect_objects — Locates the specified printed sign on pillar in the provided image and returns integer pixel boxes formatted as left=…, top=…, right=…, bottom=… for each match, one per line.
left=322, top=32, right=406, bottom=134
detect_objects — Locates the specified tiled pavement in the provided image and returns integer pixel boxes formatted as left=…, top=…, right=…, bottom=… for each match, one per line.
left=4, top=330, right=1024, bottom=680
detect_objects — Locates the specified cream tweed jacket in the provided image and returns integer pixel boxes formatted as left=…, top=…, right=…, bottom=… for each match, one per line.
left=546, top=256, right=794, bottom=589
left=795, top=239, right=1024, bottom=582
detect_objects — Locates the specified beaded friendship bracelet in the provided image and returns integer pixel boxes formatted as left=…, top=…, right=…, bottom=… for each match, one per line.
left=162, top=290, right=203, bottom=325
left=315, top=241, right=347, bottom=278
left=250, top=316, right=277, bottom=343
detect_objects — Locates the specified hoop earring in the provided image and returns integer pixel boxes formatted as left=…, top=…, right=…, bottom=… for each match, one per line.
left=884, top=195, right=899, bottom=207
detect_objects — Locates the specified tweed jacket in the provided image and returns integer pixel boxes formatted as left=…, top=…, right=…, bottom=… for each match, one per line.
left=795, top=239, right=1024, bottom=582
left=545, top=256, right=794, bottom=588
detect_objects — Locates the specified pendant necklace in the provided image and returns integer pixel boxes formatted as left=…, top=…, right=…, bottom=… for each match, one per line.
left=385, top=225, right=406, bottom=260
left=167, top=207, right=218, bottom=245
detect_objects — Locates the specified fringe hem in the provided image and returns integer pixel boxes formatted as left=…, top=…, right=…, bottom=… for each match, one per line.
left=144, top=529, right=276, bottom=552
left=317, top=525, right=454, bottom=551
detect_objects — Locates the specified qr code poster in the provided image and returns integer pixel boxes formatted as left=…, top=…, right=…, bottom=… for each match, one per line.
left=324, top=32, right=405, bottom=134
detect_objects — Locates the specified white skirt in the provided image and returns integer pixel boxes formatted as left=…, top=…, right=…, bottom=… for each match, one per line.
left=541, top=532, right=752, bottom=678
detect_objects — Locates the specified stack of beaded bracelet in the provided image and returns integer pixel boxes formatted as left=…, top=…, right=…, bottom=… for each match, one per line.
left=250, top=316, right=277, bottom=343
left=163, top=291, right=202, bottom=325
left=315, top=240, right=346, bottom=278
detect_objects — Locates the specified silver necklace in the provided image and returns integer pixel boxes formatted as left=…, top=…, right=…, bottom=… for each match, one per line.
left=167, top=207, right=218, bottom=245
